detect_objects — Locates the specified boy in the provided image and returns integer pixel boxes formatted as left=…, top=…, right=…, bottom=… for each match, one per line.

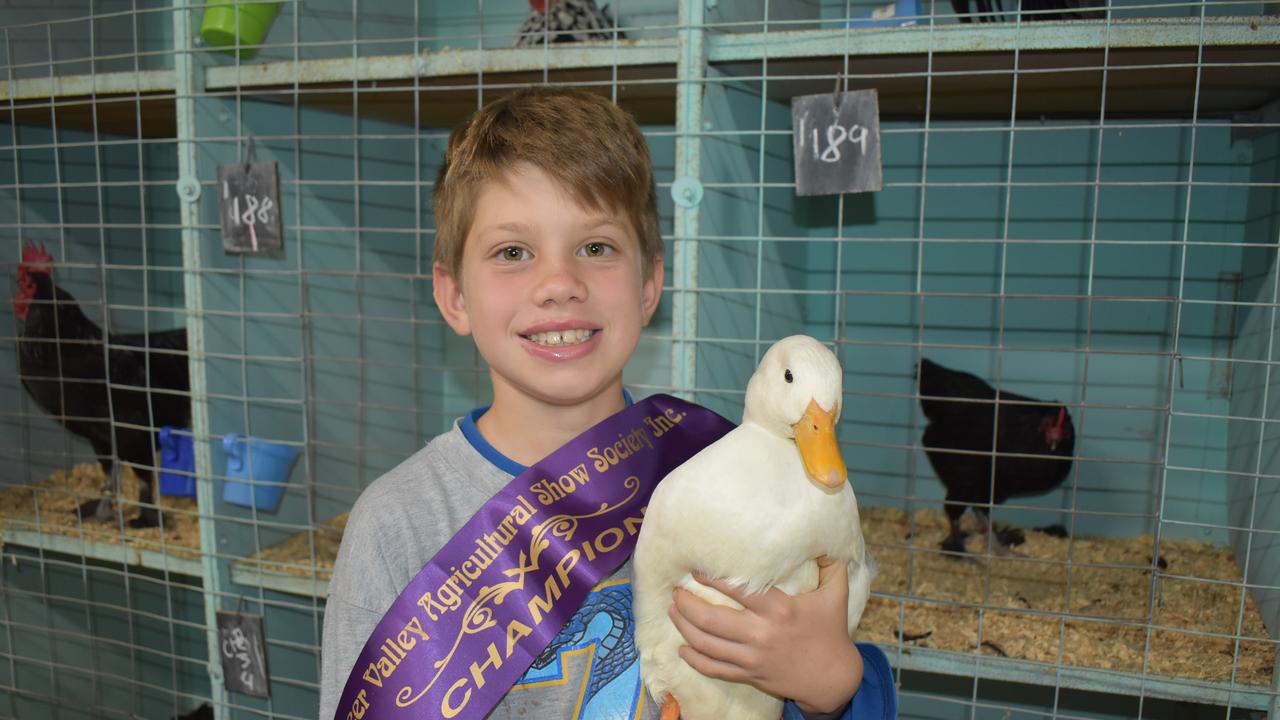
left=319, top=87, right=895, bottom=720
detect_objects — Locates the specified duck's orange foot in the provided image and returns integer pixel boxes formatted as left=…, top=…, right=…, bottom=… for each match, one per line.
left=659, top=695, right=681, bottom=720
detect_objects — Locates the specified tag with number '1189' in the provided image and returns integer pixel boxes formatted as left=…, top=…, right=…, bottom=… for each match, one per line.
left=791, top=89, right=884, bottom=197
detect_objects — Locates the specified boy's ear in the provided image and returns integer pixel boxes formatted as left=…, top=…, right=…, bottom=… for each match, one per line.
left=641, top=255, right=664, bottom=326
left=432, top=262, right=472, bottom=336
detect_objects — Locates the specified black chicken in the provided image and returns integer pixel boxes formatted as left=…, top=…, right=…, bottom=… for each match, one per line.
left=13, top=240, right=190, bottom=528
left=917, top=357, right=1074, bottom=558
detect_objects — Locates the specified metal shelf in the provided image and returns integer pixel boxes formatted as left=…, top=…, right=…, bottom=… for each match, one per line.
left=890, top=644, right=1278, bottom=710
left=710, top=16, right=1280, bottom=59
left=229, top=560, right=329, bottom=598
left=186, top=551, right=1280, bottom=712
left=0, top=68, right=178, bottom=137
left=2, top=526, right=203, bottom=577
left=5, top=16, right=1275, bottom=136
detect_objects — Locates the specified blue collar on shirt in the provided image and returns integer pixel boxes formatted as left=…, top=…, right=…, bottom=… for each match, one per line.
left=459, top=389, right=635, bottom=475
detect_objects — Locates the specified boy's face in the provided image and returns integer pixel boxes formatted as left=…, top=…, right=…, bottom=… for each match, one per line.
left=433, top=163, right=663, bottom=411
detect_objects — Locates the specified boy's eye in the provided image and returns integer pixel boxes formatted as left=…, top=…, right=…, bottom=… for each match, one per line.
left=498, top=246, right=529, bottom=261
left=581, top=242, right=612, bottom=258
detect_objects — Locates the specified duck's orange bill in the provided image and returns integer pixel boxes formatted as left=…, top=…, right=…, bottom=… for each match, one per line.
left=793, top=398, right=848, bottom=490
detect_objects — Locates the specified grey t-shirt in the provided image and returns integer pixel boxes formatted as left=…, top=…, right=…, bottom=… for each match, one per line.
left=319, top=420, right=661, bottom=720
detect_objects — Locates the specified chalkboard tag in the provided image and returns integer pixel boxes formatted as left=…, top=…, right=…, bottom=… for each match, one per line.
left=218, top=160, right=283, bottom=254
left=791, top=89, right=884, bottom=196
left=217, top=610, right=270, bottom=698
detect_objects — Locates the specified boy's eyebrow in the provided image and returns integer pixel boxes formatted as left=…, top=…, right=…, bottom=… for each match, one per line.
left=475, top=221, right=534, bottom=236
left=582, top=217, right=628, bottom=232
left=477, top=218, right=628, bottom=236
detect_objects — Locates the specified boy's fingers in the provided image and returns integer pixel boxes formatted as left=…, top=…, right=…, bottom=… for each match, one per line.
left=677, top=644, right=749, bottom=684
left=691, top=572, right=779, bottom=613
left=667, top=600, right=745, bottom=664
left=690, top=572, right=743, bottom=600
left=816, top=556, right=849, bottom=588
left=672, top=587, right=756, bottom=642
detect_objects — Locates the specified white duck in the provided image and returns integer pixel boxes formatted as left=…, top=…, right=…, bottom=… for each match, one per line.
left=633, top=335, right=874, bottom=720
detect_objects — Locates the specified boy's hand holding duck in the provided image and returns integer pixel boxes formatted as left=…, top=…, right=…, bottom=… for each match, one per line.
left=670, top=557, right=865, bottom=716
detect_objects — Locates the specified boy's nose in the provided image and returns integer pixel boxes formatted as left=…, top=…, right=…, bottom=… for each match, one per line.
left=533, top=258, right=588, bottom=305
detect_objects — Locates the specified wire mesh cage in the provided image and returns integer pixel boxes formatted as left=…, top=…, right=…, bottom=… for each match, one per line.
left=1, top=0, right=1278, bottom=719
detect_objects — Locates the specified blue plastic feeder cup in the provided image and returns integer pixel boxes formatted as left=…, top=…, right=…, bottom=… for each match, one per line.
left=222, top=434, right=299, bottom=512
left=158, top=426, right=197, bottom=497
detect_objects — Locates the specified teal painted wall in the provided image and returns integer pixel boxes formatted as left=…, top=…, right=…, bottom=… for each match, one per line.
left=1227, top=127, right=1280, bottom=641
left=687, top=87, right=1256, bottom=545
left=0, top=546, right=208, bottom=719
left=0, top=0, right=173, bottom=80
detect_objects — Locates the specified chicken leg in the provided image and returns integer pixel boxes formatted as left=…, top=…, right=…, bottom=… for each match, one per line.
left=74, top=451, right=162, bottom=529
left=74, top=439, right=121, bottom=524
left=940, top=495, right=970, bottom=556
left=973, top=508, right=1026, bottom=559
left=129, top=473, right=162, bottom=529
left=942, top=499, right=1027, bottom=560
left=75, top=464, right=119, bottom=523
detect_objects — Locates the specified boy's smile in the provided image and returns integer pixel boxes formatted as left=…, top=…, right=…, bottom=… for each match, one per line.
left=433, top=163, right=663, bottom=441
left=521, top=320, right=600, bottom=359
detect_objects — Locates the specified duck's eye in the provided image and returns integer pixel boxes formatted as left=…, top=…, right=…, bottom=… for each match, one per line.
left=784, top=369, right=793, bottom=384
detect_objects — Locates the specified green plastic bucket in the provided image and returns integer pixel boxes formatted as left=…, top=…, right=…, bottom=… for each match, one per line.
left=200, top=2, right=281, bottom=59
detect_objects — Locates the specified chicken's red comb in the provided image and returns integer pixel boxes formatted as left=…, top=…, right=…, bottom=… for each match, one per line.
left=21, top=240, right=53, bottom=266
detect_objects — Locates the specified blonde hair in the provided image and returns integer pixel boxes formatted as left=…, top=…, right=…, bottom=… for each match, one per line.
left=431, top=87, right=662, bottom=279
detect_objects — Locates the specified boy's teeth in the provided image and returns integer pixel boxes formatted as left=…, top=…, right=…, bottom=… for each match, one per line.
left=530, top=329, right=593, bottom=347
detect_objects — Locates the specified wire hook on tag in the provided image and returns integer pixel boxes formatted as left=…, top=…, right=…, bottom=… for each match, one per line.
left=244, top=135, right=257, bottom=173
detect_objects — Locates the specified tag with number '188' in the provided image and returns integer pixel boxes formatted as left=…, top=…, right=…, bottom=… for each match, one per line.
left=218, top=161, right=284, bottom=254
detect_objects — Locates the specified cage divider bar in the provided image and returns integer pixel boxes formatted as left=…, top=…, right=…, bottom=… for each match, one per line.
left=1142, top=1, right=1209, bottom=717
left=671, top=0, right=707, bottom=397
left=751, top=0, right=770, bottom=369
left=170, top=0, right=228, bottom=716
left=901, top=0, right=940, bottom=679
left=124, top=0, right=188, bottom=708
left=1054, top=5, right=1117, bottom=717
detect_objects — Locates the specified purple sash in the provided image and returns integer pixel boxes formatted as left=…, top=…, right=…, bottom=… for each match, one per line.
left=336, top=394, right=733, bottom=720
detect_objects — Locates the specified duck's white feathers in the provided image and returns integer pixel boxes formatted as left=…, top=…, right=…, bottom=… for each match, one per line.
left=633, top=336, right=873, bottom=720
